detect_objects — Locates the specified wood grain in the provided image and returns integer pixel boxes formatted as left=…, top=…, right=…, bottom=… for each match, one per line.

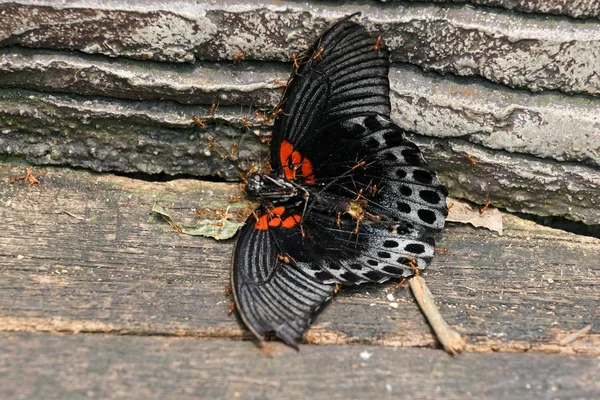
left=1, top=333, right=599, bottom=400
left=1, top=164, right=598, bottom=355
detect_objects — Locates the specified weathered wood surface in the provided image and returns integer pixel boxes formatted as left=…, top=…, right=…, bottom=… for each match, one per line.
left=2, top=333, right=599, bottom=400
left=1, top=164, right=599, bottom=355
left=2, top=54, right=598, bottom=168
left=0, top=48, right=285, bottom=107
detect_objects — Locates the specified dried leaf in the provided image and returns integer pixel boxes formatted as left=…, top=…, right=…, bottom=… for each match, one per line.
left=446, top=197, right=503, bottom=234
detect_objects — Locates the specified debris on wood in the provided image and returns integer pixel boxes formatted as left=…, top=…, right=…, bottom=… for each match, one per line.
left=560, top=325, right=592, bottom=346
left=409, top=275, right=466, bottom=355
left=446, top=197, right=503, bottom=234
left=10, top=167, right=41, bottom=185
left=152, top=203, right=244, bottom=240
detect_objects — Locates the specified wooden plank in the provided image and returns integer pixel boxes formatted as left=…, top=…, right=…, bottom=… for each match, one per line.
left=1, top=333, right=599, bottom=400
left=1, top=164, right=598, bottom=354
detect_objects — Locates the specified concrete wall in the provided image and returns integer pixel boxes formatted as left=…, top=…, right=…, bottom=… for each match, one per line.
left=1, top=1, right=598, bottom=225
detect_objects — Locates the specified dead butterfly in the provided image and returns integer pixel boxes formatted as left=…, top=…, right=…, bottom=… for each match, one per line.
left=232, top=15, right=448, bottom=348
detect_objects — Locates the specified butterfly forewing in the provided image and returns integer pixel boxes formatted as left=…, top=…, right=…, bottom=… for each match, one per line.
left=271, top=19, right=391, bottom=172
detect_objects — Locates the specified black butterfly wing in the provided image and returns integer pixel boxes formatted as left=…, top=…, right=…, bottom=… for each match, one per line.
left=315, top=116, right=449, bottom=234
left=271, top=17, right=391, bottom=177
left=275, top=118, right=448, bottom=285
left=231, top=216, right=334, bottom=348
left=268, top=18, right=447, bottom=284
left=230, top=17, right=381, bottom=348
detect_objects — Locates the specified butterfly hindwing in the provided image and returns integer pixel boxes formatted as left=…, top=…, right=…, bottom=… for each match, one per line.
left=315, top=116, right=449, bottom=231
left=270, top=211, right=433, bottom=286
left=231, top=216, right=334, bottom=347
left=268, top=113, right=447, bottom=285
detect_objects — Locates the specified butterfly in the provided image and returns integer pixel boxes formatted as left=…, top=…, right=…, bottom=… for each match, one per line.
left=231, top=16, right=448, bottom=348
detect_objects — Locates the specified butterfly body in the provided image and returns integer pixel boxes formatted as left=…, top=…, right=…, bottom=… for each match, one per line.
left=232, top=17, right=448, bottom=348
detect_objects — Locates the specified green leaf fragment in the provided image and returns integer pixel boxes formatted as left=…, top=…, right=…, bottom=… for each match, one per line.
left=152, top=203, right=244, bottom=240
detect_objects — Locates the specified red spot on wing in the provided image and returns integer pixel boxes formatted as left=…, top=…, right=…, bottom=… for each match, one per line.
left=255, top=214, right=269, bottom=230
left=301, top=158, right=315, bottom=184
left=279, top=140, right=316, bottom=184
left=254, top=207, right=301, bottom=230
left=268, top=217, right=282, bottom=227
left=280, top=140, right=294, bottom=180
left=291, top=150, right=302, bottom=166
left=271, top=206, right=285, bottom=215
left=282, top=215, right=302, bottom=229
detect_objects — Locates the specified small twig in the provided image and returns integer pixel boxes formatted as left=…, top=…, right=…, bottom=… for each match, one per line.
left=43, top=211, right=86, bottom=220
left=409, top=275, right=466, bottom=355
left=61, top=211, right=86, bottom=220
left=560, top=325, right=592, bottom=346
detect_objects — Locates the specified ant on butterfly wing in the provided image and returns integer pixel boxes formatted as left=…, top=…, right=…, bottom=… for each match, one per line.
left=312, top=47, right=325, bottom=60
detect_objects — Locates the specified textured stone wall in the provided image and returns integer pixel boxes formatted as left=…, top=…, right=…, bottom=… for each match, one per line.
left=402, top=0, right=600, bottom=19
left=0, top=1, right=598, bottom=225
